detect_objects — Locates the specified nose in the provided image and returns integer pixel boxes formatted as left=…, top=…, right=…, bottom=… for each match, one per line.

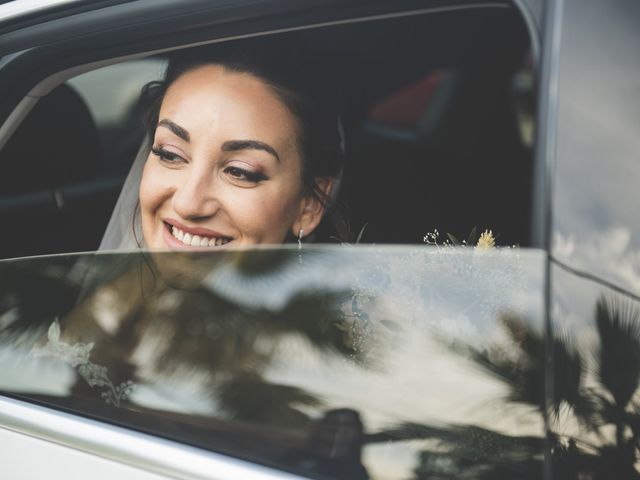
left=172, top=166, right=220, bottom=220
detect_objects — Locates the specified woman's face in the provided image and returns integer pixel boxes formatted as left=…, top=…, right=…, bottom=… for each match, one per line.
left=140, top=65, right=319, bottom=250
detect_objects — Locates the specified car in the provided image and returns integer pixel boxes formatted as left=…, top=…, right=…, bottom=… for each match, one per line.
left=0, top=0, right=639, bottom=479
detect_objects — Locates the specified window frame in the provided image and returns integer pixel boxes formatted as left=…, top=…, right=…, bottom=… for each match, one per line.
left=0, top=394, right=309, bottom=480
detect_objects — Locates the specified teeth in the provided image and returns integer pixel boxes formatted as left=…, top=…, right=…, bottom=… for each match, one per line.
left=169, top=225, right=230, bottom=248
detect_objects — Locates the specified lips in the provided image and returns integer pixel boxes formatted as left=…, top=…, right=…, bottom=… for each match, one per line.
left=164, top=220, right=232, bottom=248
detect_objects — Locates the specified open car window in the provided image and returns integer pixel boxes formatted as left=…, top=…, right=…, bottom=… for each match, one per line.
left=0, top=4, right=536, bottom=259
left=0, top=246, right=545, bottom=479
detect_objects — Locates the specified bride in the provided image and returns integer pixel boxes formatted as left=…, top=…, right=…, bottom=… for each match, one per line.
left=101, top=43, right=345, bottom=251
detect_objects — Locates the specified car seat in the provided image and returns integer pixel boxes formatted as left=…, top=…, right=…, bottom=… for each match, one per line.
left=0, top=83, right=118, bottom=259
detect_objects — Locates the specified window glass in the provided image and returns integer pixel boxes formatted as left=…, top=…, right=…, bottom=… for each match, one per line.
left=549, top=0, right=640, bottom=477
left=0, top=246, right=545, bottom=479
left=551, top=0, right=640, bottom=294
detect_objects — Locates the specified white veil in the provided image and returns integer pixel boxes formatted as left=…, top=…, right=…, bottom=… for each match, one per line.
left=98, top=138, right=150, bottom=251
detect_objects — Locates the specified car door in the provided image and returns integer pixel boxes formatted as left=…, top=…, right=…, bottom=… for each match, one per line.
left=0, top=1, right=555, bottom=479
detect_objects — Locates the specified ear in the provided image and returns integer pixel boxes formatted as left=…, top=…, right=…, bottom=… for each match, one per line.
left=292, top=177, right=334, bottom=238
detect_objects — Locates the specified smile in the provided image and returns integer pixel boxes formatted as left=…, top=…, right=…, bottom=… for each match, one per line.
left=170, top=225, right=231, bottom=247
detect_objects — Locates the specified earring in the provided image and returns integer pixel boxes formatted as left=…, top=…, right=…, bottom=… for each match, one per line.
left=298, top=228, right=304, bottom=264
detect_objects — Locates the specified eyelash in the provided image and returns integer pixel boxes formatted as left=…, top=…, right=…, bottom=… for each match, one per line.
left=152, top=146, right=267, bottom=183
left=151, top=146, right=182, bottom=163
left=224, top=166, right=268, bottom=183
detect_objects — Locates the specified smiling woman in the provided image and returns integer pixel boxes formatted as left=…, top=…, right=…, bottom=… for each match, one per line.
left=101, top=43, right=346, bottom=251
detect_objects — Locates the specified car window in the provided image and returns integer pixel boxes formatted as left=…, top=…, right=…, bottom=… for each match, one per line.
left=67, top=58, right=167, bottom=174
left=0, top=5, right=536, bottom=259
left=545, top=0, right=640, bottom=476
left=0, top=246, right=546, bottom=479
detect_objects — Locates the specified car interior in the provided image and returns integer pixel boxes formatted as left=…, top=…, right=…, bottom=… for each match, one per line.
left=0, top=6, right=535, bottom=259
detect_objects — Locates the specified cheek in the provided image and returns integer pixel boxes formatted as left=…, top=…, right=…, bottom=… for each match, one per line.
left=232, top=185, right=303, bottom=242
left=138, top=161, right=176, bottom=244
left=139, top=160, right=169, bottom=213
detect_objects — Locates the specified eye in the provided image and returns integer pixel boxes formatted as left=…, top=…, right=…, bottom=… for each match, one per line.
left=151, top=146, right=184, bottom=163
left=224, top=166, right=268, bottom=183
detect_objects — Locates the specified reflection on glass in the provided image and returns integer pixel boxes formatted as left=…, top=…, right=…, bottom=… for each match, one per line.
left=552, top=0, right=640, bottom=299
left=550, top=263, right=640, bottom=479
left=287, top=408, right=368, bottom=480
left=0, top=246, right=545, bottom=479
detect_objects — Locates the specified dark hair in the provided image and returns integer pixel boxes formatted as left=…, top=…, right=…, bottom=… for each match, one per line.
left=140, top=41, right=348, bottom=241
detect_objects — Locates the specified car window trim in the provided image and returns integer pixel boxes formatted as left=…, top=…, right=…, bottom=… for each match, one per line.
left=0, top=394, right=310, bottom=480
left=0, top=0, right=84, bottom=23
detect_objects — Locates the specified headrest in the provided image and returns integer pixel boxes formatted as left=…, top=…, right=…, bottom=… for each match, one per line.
left=0, top=84, right=101, bottom=195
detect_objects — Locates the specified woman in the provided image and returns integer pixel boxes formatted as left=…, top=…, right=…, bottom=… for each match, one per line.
left=46, top=45, right=355, bottom=427
left=101, top=43, right=345, bottom=250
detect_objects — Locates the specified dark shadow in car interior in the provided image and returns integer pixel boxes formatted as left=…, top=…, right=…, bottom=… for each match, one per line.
left=0, top=83, right=123, bottom=259
left=0, top=6, right=534, bottom=259
left=320, top=9, right=533, bottom=246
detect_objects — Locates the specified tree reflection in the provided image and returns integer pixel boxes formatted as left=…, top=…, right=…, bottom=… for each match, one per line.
left=45, top=252, right=375, bottom=436
left=366, top=295, right=640, bottom=479
left=10, top=250, right=640, bottom=479
left=368, top=421, right=542, bottom=479
left=546, top=295, right=640, bottom=479
left=0, top=250, right=375, bottom=478
left=286, top=408, right=369, bottom=480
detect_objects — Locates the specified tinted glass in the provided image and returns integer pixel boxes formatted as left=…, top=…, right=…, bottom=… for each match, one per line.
left=549, top=0, right=640, bottom=477
left=0, top=246, right=545, bottom=479
left=551, top=0, right=640, bottom=292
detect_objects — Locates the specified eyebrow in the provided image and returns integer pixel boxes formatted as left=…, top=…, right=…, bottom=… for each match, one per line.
left=158, top=119, right=190, bottom=142
left=157, top=119, right=280, bottom=161
left=221, top=140, right=280, bottom=162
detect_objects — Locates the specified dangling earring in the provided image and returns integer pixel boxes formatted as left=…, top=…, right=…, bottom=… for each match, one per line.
left=297, top=228, right=304, bottom=264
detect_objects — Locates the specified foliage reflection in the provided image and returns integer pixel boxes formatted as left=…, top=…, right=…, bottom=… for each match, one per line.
left=0, top=247, right=552, bottom=479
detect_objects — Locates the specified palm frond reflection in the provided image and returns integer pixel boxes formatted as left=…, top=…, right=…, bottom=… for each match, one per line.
left=403, top=295, right=640, bottom=479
